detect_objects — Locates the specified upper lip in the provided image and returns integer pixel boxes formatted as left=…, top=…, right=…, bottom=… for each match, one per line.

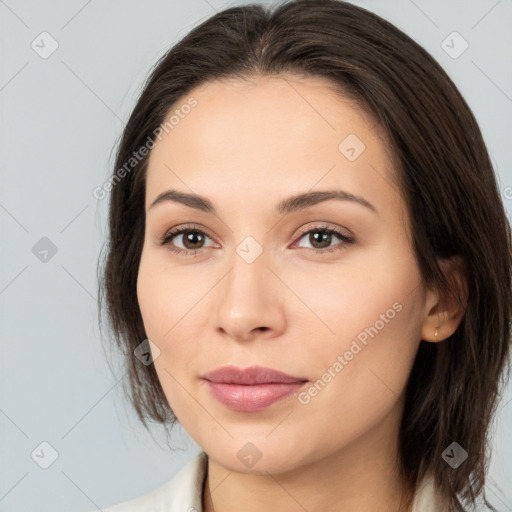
left=201, top=365, right=308, bottom=385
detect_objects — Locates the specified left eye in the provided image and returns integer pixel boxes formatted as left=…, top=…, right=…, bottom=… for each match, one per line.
left=294, top=227, right=353, bottom=252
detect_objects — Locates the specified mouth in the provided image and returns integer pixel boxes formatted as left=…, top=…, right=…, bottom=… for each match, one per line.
left=201, top=364, right=308, bottom=384
left=201, top=365, right=309, bottom=411
left=203, top=380, right=308, bottom=411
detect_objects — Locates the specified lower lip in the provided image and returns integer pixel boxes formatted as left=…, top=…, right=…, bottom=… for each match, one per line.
left=204, top=380, right=308, bottom=411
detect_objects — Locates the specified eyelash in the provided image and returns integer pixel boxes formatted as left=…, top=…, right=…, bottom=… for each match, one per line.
left=159, top=223, right=354, bottom=257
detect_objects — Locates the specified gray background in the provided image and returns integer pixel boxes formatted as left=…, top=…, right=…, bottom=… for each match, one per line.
left=1, top=0, right=511, bottom=511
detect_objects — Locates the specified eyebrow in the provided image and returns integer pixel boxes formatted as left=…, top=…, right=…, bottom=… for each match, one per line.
left=148, top=189, right=377, bottom=216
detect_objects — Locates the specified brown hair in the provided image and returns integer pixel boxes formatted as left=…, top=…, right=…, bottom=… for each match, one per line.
left=97, top=1, right=512, bottom=509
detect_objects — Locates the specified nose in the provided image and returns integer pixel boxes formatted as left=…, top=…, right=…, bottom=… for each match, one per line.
left=214, top=248, right=286, bottom=342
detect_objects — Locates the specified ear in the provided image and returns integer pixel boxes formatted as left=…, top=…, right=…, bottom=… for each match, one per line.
left=421, top=256, right=468, bottom=343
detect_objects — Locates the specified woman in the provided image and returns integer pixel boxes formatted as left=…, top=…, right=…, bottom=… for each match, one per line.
left=96, top=0, right=512, bottom=510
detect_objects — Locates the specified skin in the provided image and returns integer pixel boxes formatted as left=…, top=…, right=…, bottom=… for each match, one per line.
left=136, top=74, right=466, bottom=512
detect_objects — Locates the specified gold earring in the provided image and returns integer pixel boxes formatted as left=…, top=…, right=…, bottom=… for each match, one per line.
left=434, top=327, right=439, bottom=338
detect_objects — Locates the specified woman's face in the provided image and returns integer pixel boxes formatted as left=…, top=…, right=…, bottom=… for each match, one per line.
left=137, top=74, right=433, bottom=473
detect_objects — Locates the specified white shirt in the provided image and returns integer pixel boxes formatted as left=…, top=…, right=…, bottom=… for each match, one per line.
left=99, top=451, right=447, bottom=512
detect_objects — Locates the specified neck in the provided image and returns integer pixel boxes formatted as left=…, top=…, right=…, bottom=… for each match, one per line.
left=201, top=397, right=414, bottom=512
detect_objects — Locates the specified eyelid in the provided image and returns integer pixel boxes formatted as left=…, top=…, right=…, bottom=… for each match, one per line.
left=293, top=221, right=353, bottom=241
left=159, top=223, right=217, bottom=247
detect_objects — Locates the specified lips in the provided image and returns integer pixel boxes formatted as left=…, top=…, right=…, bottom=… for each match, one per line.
left=201, top=365, right=308, bottom=411
left=201, top=364, right=308, bottom=385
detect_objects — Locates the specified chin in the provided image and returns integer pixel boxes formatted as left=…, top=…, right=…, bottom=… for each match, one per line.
left=203, top=437, right=319, bottom=476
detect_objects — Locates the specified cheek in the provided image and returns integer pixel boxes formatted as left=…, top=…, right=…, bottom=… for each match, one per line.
left=287, top=248, right=423, bottom=414
left=136, top=257, right=203, bottom=419
left=137, top=250, right=197, bottom=339
left=136, top=252, right=213, bottom=373
left=292, top=297, right=420, bottom=451
left=136, top=260, right=166, bottom=341
left=281, top=245, right=421, bottom=347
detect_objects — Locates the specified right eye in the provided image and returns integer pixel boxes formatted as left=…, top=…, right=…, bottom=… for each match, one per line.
left=160, top=226, right=217, bottom=255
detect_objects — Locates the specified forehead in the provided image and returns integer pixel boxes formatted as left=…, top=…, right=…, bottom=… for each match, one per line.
left=145, top=74, right=401, bottom=218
